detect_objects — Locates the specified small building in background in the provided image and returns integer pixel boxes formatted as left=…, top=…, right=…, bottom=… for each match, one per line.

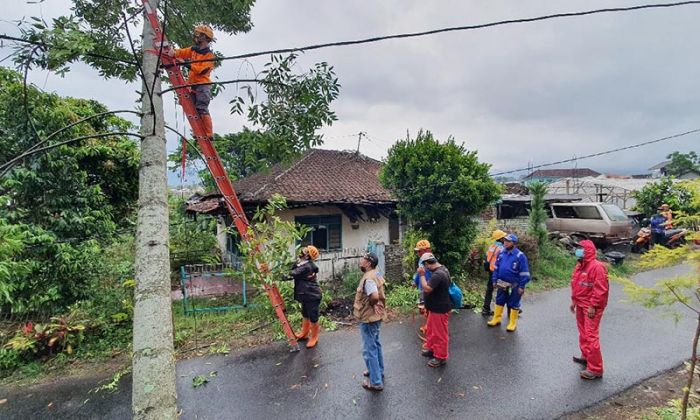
left=523, top=168, right=601, bottom=184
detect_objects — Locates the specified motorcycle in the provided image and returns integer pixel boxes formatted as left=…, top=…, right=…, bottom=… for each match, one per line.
left=631, top=221, right=687, bottom=253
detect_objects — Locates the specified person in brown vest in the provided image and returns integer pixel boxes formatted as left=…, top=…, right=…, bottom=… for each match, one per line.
left=353, top=252, right=386, bottom=392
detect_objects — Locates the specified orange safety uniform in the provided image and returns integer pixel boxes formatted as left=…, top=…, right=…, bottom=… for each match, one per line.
left=486, top=243, right=502, bottom=272
left=174, top=46, right=215, bottom=85
left=173, top=45, right=215, bottom=138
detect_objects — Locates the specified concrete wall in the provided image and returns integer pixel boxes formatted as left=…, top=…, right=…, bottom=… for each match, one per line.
left=278, top=205, right=390, bottom=252
left=383, top=243, right=406, bottom=283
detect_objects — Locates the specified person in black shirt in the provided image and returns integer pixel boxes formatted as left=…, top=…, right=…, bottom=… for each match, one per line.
left=288, top=246, right=322, bottom=348
left=417, top=253, right=451, bottom=367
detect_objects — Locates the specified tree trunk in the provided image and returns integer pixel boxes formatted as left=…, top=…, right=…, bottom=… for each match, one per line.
left=681, top=311, right=700, bottom=420
left=132, top=1, right=177, bottom=418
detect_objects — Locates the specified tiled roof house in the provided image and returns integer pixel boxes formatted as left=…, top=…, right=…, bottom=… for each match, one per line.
left=186, top=149, right=400, bottom=260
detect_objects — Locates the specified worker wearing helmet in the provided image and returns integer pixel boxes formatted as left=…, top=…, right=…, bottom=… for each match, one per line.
left=412, top=239, right=432, bottom=341
left=487, top=233, right=530, bottom=332
left=482, top=230, right=507, bottom=316
left=289, top=245, right=323, bottom=348
left=167, top=25, right=217, bottom=140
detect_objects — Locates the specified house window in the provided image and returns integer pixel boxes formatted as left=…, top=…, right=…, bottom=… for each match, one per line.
left=296, top=215, right=342, bottom=251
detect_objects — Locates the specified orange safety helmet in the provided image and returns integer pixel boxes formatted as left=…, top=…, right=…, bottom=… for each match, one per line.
left=304, top=245, right=320, bottom=261
left=414, top=239, right=431, bottom=251
left=491, top=229, right=507, bottom=241
left=194, top=24, right=215, bottom=41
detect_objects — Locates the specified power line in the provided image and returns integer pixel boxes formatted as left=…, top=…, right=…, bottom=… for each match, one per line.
left=490, top=128, right=700, bottom=176
left=354, top=127, right=700, bottom=201
left=183, top=1, right=700, bottom=65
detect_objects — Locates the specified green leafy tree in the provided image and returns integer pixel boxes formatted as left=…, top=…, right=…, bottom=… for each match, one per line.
left=380, top=130, right=501, bottom=273
left=665, top=151, right=699, bottom=178
left=237, top=194, right=310, bottom=286
left=528, top=181, right=548, bottom=248
left=633, top=177, right=696, bottom=217
left=0, top=68, right=139, bottom=313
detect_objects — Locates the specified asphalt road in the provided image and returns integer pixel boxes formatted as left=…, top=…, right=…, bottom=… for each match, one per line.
left=0, top=264, right=695, bottom=420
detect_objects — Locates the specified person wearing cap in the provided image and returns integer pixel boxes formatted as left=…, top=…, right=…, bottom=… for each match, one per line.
left=289, top=246, right=322, bottom=348
left=412, top=239, right=433, bottom=340
left=487, top=233, right=530, bottom=332
left=482, top=230, right=507, bottom=316
left=354, top=252, right=387, bottom=391
left=650, top=206, right=670, bottom=247
left=570, top=239, right=609, bottom=380
left=660, top=203, right=673, bottom=228
left=167, top=25, right=217, bottom=140
left=417, top=252, right=452, bottom=367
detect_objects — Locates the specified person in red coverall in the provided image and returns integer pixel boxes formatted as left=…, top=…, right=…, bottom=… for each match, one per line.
left=569, top=239, right=609, bottom=380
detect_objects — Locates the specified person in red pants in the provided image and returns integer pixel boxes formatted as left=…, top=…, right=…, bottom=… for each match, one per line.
left=417, top=253, right=452, bottom=368
left=570, top=239, right=609, bottom=380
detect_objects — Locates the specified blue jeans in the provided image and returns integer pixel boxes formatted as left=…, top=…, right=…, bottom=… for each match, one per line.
left=360, top=321, right=384, bottom=386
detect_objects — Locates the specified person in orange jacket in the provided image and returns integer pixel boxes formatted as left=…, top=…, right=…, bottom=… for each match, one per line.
left=482, top=230, right=506, bottom=316
left=570, top=239, right=609, bottom=380
left=167, top=25, right=216, bottom=139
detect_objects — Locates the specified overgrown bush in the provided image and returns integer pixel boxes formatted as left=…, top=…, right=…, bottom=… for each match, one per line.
left=385, top=284, right=419, bottom=314
left=380, top=130, right=501, bottom=274
left=633, top=177, right=697, bottom=217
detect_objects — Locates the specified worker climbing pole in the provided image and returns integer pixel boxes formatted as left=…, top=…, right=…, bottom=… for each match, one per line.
left=140, top=0, right=300, bottom=351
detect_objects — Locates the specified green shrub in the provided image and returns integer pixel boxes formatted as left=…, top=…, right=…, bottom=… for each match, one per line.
left=0, top=348, right=21, bottom=373
left=385, top=284, right=419, bottom=314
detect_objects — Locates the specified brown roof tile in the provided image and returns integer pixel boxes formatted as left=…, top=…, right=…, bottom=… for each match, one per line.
left=186, top=149, right=396, bottom=214
left=232, top=149, right=395, bottom=204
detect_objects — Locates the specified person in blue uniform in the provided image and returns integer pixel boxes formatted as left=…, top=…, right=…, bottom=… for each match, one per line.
left=486, top=233, right=530, bottom=332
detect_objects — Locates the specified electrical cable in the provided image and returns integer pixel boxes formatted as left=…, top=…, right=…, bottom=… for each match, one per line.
left=490, top=128, right=700, bottom=176
left=183, top=1, right=700, bottom=65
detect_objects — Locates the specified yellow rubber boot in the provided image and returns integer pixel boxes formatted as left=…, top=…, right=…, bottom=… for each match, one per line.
left=487, top=305, right=504, bottom=327
left=295, top=318, right=310, bottom=340
left=306, top=322, right=320, bottom=348
left=506, top=308, right=519, bottom=332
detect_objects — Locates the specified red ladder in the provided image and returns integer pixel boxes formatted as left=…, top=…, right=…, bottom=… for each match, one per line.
left=141, top=1, right=299, bottom=351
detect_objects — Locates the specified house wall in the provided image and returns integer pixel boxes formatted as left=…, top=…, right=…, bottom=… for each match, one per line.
left=218, top=205, right=392, bottom=280
left=278, top=205, right=391, bottom=252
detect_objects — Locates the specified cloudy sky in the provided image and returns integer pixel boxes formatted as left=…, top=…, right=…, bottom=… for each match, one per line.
left=2, top=0, right=699, bottom=181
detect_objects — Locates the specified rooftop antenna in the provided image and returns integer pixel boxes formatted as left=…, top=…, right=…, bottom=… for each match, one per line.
left=356, top=131, right=366, bottom=153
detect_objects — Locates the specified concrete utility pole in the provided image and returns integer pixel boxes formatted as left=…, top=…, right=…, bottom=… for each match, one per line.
left=132, top=0, right=178, bottom=418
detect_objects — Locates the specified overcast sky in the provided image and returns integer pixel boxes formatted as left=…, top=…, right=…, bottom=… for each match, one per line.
left=2, top=0, right=699, bottom=181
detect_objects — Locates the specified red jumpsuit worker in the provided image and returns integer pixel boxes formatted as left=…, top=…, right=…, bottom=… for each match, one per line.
left=570, top=239, right=609, bottom=380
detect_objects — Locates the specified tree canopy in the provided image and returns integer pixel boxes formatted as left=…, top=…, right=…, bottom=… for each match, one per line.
left=633, top=177, right=698, bottom=217
left=380, top=130, right=501, bottom=272
left=665, top=151, right=699, bottom=177
left=0, top=67, right=139, bottom=313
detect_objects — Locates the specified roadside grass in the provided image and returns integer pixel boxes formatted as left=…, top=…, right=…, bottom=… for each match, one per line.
left=528, top=243, right=638, bottom=293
